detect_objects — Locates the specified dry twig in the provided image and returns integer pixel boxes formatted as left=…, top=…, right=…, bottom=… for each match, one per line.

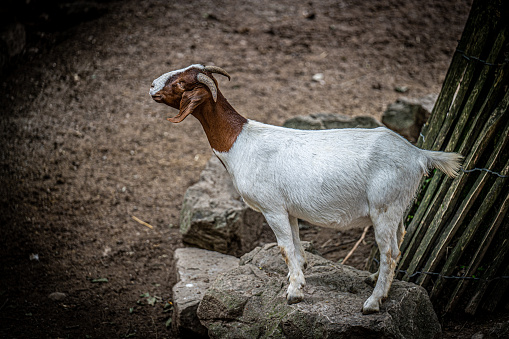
left=131, top=215, right=154, bottom=229
left=342, top=226, right=370, bottom=264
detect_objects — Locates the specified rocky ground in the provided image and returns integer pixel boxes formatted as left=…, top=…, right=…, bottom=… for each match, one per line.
left=3, top=0, right=505, bottom=338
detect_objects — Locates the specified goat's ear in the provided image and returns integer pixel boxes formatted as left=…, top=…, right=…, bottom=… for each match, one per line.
left=167, top=87, right=209, bottom=123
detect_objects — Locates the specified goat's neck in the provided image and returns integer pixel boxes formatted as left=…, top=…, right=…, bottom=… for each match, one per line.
left=192, top=92, right=247, bottom=153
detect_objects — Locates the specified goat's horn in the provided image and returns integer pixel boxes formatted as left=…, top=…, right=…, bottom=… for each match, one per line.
left=203, top=66, right=231, bottom=81
left=197, top=73, right=218, bottom=102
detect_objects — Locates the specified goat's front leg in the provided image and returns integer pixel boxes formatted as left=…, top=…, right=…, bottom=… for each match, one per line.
left=264, top=212, right=306, bottom=304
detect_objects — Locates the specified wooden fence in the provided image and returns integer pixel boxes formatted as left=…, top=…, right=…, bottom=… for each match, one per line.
left=367, top=0, right=509, bottom=315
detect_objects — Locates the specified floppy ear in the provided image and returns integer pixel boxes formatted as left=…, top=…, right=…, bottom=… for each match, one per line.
left=167, top=87, right=210, bottom=123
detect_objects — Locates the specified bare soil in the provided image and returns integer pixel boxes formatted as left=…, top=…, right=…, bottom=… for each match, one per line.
left=3, top=0, right=504, bottom=338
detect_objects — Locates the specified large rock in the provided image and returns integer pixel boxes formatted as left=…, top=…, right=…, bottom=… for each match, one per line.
left=197, top=243, right=441, bottom=339
left=283, top=113, right=382, bottom=130
left=381, top=95, right=437, bottom=143
left=179, top=156, right=266, bottom=256
left=172, top=247, right=239, bottom=337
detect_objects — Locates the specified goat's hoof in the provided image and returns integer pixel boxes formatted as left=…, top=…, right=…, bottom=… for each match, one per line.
left=361, top=306, right=379, bottom=315
left=362, top=297, right=380, bottom=314
left=303, top=261, right=308, bottom=270
left=286, top=285, right=305, bottom=305
left=287, top=294, right=304, bottom=305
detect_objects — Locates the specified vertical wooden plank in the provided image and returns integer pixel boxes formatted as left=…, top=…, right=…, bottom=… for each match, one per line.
left=431, top=169, right=509, bottom=300
left=429, top=157, right=509, bottom=298
left=482, top=250, right=509, bottom=312
left=465, top=236, right=509, bottom=314
left=439, top=27, right=507, bottom=154
left=445, top=190, right=509, bottom=312
left=419, top=0, right=495, bottom=151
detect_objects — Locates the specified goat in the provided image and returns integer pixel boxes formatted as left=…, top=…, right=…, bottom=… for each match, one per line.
left=149, top=64, right=463, bottom=314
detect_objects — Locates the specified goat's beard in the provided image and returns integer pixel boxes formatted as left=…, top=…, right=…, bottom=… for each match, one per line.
left=167, top=109, right=191, bottom=123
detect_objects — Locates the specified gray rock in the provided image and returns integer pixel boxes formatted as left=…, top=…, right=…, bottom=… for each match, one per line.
left=180, top=156, right=266, bottom=257
left=381, top=94, right=437, bottom=143
left=48, top=292, right=67, bottom=301
left=283, top=113, right=382, bottom=130
left=197, top=243, right=441, bottom=339
left=173, top=247, right=239, bottom=338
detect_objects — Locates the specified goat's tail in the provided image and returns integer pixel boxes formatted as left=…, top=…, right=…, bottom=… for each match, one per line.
left=423, top=150, right=464, bottom=178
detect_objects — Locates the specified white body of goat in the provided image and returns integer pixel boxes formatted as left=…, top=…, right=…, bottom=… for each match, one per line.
left=217, top=121, right=430, bottom=226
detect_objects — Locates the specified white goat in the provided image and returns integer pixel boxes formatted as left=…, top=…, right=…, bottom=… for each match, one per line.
left=149, top=64, right=463, bottom=314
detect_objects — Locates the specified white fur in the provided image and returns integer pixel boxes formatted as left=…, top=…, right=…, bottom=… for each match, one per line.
left=214, top=120, right=461, bottom=312
left=149, top=64, right=204, bottom=96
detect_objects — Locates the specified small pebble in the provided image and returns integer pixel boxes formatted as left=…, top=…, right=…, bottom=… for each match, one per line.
left=312, top=73, right=325, bottom=85
left=48, top=292, right=67, bottom=301
left=395, top=86, right=409, bottom=93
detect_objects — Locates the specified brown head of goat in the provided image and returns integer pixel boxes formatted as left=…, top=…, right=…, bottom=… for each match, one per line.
left=149, top=64, right=246, bottom=152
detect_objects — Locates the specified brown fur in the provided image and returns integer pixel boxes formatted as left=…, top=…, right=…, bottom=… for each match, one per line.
left=151, top=68, right=247, bottom=152
left=279, top=246, right=290, bottom=265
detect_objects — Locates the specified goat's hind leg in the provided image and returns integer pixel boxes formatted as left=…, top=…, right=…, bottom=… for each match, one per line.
left=264, top=212, right=306, bottom=304
left=365, top=220, right=406, bottom=287
left=362, top=214, right=401, bottom=314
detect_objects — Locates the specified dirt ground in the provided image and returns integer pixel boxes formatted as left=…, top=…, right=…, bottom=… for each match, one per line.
left=3, top=0, right=504, bottom=337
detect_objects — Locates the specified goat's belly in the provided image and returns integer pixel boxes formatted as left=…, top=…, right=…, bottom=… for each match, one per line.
left=289, top=205, right=372, bottom=230
left=302, top=215, right=372, bottom=230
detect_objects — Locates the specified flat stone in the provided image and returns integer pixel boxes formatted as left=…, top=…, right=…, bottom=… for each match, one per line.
left=172, top=247, right=239, bottom=338
left=283, top=113, right=382, bottom=130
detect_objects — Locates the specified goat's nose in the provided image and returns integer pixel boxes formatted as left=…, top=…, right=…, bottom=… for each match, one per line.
left=149, top=83, right=156, bottom=96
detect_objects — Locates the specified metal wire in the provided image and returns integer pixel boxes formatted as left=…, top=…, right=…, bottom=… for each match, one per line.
left=372, top=258, right=509, bottom=283
left=460, top=167, right=508, bottom=178
left=456, top=49, right=509, bottom=67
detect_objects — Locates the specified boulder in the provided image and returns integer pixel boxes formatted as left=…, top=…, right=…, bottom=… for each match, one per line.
left=283, top=113, right=382, bottom=130
left=197, top=243, right=441, bottom=339
left=179, top=156, right=267, bottom=257
left=381, top=94, right=437, bottom=143
left=172, top=247, right=240, bottom=338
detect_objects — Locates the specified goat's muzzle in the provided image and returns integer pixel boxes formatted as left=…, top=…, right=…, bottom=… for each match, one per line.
left=151, top=94, right=163, bottom=103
